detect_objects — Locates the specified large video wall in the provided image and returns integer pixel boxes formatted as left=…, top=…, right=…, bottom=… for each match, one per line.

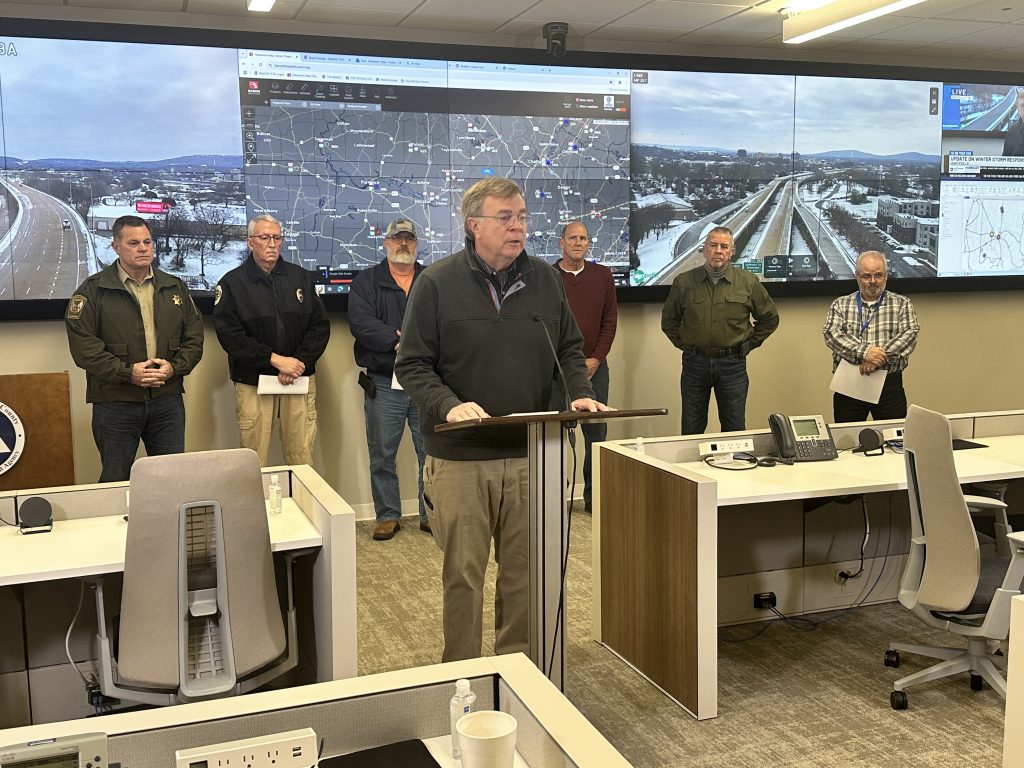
left=0, top=26, right=1022, bottom=315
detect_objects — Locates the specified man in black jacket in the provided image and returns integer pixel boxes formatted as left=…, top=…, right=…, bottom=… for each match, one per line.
left=214, top=214, right=330, bottom=467
left=348, top=218, right=427, bottom=541
left=395, top=178, right=610, bottom=662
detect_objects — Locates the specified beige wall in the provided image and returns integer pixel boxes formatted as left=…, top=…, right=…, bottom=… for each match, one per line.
left=5, top=288, right=1021, bottom=505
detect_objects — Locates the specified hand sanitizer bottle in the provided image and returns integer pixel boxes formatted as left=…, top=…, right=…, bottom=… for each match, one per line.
left=449, top=678, right=476, bottom=759
left=268, top=474, right=283, bottom=514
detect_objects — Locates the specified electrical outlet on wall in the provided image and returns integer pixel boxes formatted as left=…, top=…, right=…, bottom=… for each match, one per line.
left=174, top=728, right=318, bottom=768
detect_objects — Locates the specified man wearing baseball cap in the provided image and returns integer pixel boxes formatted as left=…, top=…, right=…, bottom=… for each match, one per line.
left=348, top=218, right=428, bottom=540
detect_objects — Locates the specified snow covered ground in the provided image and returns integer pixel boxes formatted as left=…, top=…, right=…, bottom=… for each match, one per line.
left=634, top=221, right=693, bottom=282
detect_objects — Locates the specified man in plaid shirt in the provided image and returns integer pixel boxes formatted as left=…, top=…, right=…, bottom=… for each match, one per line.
left=822, top=251, right=919, bottom=422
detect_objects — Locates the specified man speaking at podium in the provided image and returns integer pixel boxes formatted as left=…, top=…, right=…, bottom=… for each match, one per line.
left=395, top=178, right=610, bottom=662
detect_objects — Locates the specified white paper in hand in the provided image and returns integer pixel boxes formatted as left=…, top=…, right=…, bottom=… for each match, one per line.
left=257, top=375, right=310, bottom=395
left=829, top=361, right=885, bottom=404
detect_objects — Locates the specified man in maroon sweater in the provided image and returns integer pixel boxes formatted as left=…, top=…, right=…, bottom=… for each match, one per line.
left=551, top=221, right=618, bottom=512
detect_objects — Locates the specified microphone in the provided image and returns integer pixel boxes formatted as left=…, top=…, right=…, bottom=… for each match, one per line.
left=531, top=313, right=576, bottom=435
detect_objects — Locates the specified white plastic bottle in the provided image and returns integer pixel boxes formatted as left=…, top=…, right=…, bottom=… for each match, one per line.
left=268, top=474, right=283, bottom=514
left=634, top=436, right=646, bottom=454
left=449, top=678, right=476, bottom=760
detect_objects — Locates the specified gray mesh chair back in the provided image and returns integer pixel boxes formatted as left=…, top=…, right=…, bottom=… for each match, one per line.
left=117, top=448, right=286, bottom=698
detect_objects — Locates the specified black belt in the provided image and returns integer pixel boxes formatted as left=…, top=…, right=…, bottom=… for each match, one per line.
left=684, top=345, right=743, bottom=359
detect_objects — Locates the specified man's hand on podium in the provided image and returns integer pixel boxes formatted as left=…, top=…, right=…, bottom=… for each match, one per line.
left=446, top=401, right=491, bottom=422
left=570, top=398, right=615, bottom=412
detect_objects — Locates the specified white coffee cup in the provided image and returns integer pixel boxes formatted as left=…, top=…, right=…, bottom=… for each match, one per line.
left=455, top=710, right=518, bottom=768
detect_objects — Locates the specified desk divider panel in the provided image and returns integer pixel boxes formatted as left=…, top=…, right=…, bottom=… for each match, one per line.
left=973, top=411, right=1024, bottom=439
left=17, top=484, right=128, bottom=522
left=497, top=681, right=578, bottom=768
left=109, top=678, right=496, bottom=768
left=289, top=465, right=358, bottom=682
left=600, top=448, right=701, bottom=713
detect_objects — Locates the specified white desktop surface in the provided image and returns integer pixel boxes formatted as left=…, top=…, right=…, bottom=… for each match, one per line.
left=676, top=434, right=1024, bottom=505
left=423, top=735, right=528, bottom=767
left=0, top=498, right=322, bottom=587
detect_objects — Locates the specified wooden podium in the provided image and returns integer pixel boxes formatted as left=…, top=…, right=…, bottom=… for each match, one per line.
left=437, top=407, right=666, bottom=688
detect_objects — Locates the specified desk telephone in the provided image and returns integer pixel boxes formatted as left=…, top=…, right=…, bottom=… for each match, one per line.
left=768, top=413, right=838, bottom=462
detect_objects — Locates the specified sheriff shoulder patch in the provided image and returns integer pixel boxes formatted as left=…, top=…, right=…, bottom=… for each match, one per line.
left=66, top=294, right=87, bottom=320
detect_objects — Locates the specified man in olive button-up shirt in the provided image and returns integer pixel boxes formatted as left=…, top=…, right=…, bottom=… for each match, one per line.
left=661, top=226, right=779, bottom=434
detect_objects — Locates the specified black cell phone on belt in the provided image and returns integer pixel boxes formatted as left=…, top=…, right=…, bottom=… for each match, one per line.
left=358, top=370, right=377, bottom=398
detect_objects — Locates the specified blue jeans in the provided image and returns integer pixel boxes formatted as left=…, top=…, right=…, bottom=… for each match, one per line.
left=92, top=395, right=186, bottom=483
left=364, top=373, right=426, bottom=523
left=680, top=352, right=748, bottom=434
left=550, top=361, right=609, bottom=509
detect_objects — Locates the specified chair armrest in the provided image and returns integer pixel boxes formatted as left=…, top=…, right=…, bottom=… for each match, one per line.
left=964, top=494, right=1008, bottom=512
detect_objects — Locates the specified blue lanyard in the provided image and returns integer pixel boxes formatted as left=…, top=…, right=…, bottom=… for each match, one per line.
left=856, top=291, right=884, bottom=335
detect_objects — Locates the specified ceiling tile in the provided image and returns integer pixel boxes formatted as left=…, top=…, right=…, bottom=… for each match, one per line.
left=295, top=7, right=407, bottom=25
left=586, top=23, right=687, bottom=41
left=702, top=6, right=783, bottom=34
left=828, top=38, right=930, bottom=54
left=969, top=44, right=1024, bottom=60
left=907, top=40, right=1012, bottom=57
left=301, top=0, right=421, bottom=10
left=512, top=0, right=649, bottom=25
left=869, top=17, right=998, bottom=41
left=934, top=0, right=1024, bottom=23
left=69, top=0, right=184, bottom=9
left=671, top=29, right=777, bottom=45
left=944, top=22, right=1024, bottom=46
left=497, top=19, right=604, bottom=36
left=613, top=1, right=747, bottom=27
left=411, top=0, right=537, bottom=18
left=399, top=14, right=515, bottom=32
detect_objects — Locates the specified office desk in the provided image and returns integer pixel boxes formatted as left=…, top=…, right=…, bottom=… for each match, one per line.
left=0, top=500, right=321, bottom=587
left=593, top=415, right=1024, bottom=721
left=0, top=654, right=633, bottom=768
left=684, top=435, right=1024, bottom=506
left=0, top=464, right=356, bottom=727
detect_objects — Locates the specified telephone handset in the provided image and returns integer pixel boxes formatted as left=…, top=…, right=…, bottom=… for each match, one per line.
left=768, top=413, right=838, bottom=462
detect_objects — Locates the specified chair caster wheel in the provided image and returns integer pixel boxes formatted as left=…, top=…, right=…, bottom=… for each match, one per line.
left=971, top=673, right=983, bottom=691
left=884, top=649, right=900, bottom=668
left=891, top=690, right=908, bottom=710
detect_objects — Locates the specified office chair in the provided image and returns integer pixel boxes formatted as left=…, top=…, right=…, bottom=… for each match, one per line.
left=93, top=448, right=306, bottom=706
left=885, top=405, right=1024, bottom=710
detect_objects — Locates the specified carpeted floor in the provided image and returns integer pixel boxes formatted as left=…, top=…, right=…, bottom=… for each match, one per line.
left=355, top=511, right=1007, bottom=767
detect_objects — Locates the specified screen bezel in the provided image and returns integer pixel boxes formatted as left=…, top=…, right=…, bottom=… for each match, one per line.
left=1, top=16, right=1022, bottom=321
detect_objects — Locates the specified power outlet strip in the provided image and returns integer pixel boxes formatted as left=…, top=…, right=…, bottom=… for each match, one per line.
left=698, top=438, right=754, bottom=457
left=882, top=427, right=903, bottom=442
left=175, top=728, right=317, bottom=768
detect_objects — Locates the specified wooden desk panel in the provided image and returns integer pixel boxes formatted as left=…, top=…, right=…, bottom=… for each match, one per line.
left=601, top=449, right=699, bottom=713
left=595, top=415, right=1024, bottom=722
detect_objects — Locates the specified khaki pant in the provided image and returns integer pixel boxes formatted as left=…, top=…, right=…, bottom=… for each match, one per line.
left=233, top=377, right=318, bottom=467
left=423, top=455, right=530, bottom=662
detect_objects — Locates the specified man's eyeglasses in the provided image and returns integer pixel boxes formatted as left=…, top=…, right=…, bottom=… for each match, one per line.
left=474, top=213, right=529, bottom=227
left=388, top=233, right=417, bottom=243
left=857, top=272, right=886, bottom=281
left=252, top=234, right=284, bottom=243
